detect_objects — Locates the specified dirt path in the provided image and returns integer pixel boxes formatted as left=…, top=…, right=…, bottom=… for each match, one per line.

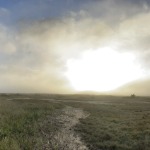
left=50, top=106, right=89, bottom=150
left=6, top=97, right=89, bottom=149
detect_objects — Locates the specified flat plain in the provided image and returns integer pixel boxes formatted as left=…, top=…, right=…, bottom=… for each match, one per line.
left=0, top=94, right=150, bottom=150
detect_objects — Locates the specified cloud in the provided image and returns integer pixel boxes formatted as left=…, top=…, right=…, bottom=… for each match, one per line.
left=0, top=0, right=150, bottom=94
left=0, top=7, right=10, bottom=17
left=0, top=7, right=11, bottom=24
left=0, top=25, right=17, bottom=54
left=77, top=0, right=150, bottom=24
left=0, top=15, right=115, bottom=93
left=115, top=12, right=150, bottom=70
left=0, top=65, right=70, bottom=93
left=113, top=78, right=150, bottom=96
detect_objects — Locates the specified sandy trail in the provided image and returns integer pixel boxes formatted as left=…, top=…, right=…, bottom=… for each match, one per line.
left=49, top=106, right=89, bottom=150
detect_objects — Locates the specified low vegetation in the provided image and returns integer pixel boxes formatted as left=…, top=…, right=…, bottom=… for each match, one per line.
left=0, top=94, right=150, bottom=150
left=0, top=95, right=63, bottom=150
left=66, top=96, right=150, bottom=150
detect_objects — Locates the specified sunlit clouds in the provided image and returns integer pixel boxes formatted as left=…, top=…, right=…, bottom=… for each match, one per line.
left=66, top=47, right=144, bottom=92
left=0, top=0, right=150, bottom=95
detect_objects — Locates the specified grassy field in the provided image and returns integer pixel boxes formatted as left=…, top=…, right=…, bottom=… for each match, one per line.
left=0, top=94, right=64, bottom=150
left=65, top=96, right=150, bottom=150
left=0, top=94, right=150, bottom=150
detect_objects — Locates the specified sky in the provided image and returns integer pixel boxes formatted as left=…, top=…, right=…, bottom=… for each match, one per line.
left=0, top=0, right=150, bottom=95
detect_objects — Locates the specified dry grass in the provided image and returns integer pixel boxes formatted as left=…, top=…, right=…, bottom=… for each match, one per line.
left=0, top=95, right=63, bottom=150
left=64, top=96, right=150, bottom=150
left=0, top=94, right=150, bottom=150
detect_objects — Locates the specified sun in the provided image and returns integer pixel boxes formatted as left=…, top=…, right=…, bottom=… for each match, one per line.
left=65, top=47, right=143, bottom=92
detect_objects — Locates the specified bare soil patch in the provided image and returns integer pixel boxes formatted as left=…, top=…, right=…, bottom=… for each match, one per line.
left=44, top=106, right=89, bottom=150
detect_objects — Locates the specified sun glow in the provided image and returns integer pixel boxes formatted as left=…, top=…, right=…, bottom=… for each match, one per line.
left=65, top=47, right=143, bottom=92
